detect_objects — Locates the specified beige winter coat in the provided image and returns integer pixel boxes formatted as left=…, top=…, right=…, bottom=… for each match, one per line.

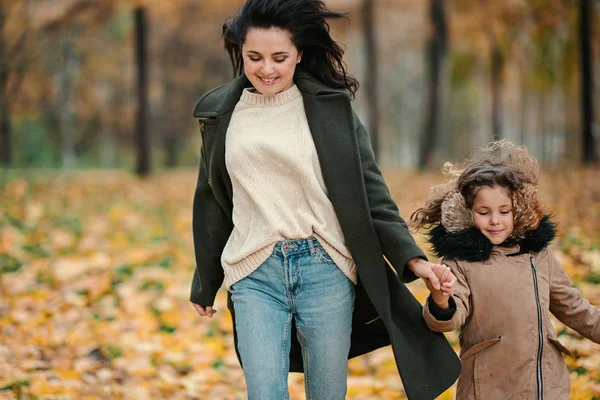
left=424, top=244, right=600, bottom=399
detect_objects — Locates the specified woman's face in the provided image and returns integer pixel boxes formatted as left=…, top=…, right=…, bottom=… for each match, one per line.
left=242, top=27, right=302, bottom=96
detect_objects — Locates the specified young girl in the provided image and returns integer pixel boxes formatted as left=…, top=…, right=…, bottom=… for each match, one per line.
left=189, top=1, right=460, bottom=399
left=411, top=141, right=600, bottom=399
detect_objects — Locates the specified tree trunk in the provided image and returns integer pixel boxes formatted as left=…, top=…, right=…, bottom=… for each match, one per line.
left=100, top=122, right=116, bottom=168
left=481, top=0, right=504, bottom=142
left=490, top=42, right=504, bottom=141
left=362, top=0, right=379, bottom=159
left=57, top=32, right=78, bottom=168
left=474, top=61, right=491, bottom=148
left=419, top=0, right=448, bottom=169
left=164, top=137, right=177, bottom=167
left=519, top=73, right=528, bottom=147
left=0, top=88, right=10, bottom=168
left=161, top=63, right=179, bottom=168
left=518, top=12, right=533, bottom=148
left=0, top=5, right=11, bottom=167
left=134, top=7, right=150, bottom=176
left=537, top=92, right=546, bottom=162
left=580, top=0, right=597, bottom=163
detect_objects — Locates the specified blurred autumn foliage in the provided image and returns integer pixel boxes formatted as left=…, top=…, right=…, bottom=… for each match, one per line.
left=1, top=0, right=241, bottom=170
left=1, top=0, right=599, bottom=170
left=1, top=167, right=599, bottom=399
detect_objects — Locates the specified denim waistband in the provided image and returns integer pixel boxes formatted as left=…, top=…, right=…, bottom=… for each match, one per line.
left=272, top=236, right=320, bottom=256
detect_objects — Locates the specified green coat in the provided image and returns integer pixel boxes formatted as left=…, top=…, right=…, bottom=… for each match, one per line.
left=190, top=70, right=461, bottom=400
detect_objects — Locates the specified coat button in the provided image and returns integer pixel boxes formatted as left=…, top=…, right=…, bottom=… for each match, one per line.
left=200, top=122, right=205, bottom=133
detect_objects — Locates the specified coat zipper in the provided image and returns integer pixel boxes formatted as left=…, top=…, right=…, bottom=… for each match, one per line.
left=530, top=254, right=544, bottom=400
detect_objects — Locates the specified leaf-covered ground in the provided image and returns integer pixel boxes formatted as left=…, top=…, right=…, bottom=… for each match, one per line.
left=1, top=168, right=599, bottom=399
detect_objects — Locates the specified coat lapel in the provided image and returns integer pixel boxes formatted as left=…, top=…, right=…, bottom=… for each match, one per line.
left=195, top=75, right=250, bottom=210
left=300, top=92, right=358, bottom=213
left=294, top=72, right=373, bottom=246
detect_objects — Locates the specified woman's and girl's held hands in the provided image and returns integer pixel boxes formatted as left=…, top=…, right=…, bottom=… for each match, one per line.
left=428, top=264, right=455, bottom=309
left=193, top=258, right=457, bottom=318
left=407, top=258, right=456, bottom=309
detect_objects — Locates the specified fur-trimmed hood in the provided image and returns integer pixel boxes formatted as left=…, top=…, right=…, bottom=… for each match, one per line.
left=428, top=215, right=557, bottom=262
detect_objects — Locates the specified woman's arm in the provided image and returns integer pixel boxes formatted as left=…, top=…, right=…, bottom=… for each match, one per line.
left=354, top=115, right=426, bottom=282
left=190, top=145, right=232, bottom=307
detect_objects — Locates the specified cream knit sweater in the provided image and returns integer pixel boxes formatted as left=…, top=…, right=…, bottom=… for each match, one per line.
left=221, top=85, right=357, bottom=288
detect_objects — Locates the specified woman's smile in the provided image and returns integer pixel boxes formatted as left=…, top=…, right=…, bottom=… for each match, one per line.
left=258, top=76, right=279, bottom=85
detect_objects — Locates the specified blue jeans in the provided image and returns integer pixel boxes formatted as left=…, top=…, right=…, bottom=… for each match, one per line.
left=231, top=237, right=355, bottom=400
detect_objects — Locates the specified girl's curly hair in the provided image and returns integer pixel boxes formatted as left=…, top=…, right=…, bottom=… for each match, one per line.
left=410, top=141, right=544, bottom=238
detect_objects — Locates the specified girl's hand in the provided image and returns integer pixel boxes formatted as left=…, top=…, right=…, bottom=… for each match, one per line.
left=429, top=264, right=456, bottom=309
left=432, top=264, right=456, bottom=297
left=192, top=303, right=217, bottom=318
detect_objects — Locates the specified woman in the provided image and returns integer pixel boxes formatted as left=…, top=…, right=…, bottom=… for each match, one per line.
left=190, top=1, right=460, bottom=399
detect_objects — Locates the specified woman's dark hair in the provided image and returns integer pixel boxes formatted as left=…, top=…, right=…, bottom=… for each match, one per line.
left=222, top=0, right=359, bottom=99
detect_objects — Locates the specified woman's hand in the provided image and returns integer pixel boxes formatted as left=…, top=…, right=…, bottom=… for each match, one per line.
left=192, top=303, right=217, bottom=318
left=407, top=258, right=455, bottom=296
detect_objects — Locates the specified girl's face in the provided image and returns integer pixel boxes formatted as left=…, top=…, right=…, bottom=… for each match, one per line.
left=471, top=185, right=515, bottom=245
left=242, top=27, right=302, bottom=96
